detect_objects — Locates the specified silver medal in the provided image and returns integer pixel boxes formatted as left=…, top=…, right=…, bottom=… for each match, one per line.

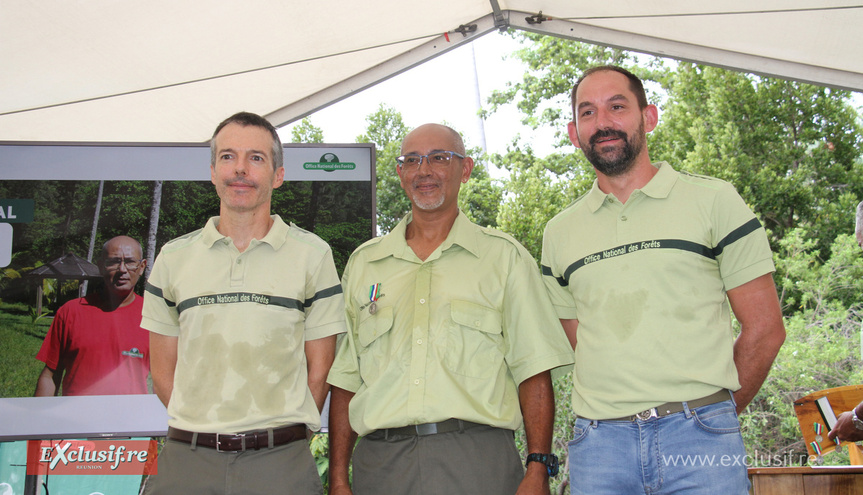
left=369, top=302, right=377, bottom=315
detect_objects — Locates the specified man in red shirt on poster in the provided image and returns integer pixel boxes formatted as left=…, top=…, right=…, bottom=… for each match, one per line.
left=34, top=235, right=150, bottom=396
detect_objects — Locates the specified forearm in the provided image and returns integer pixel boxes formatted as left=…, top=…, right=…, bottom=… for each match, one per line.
left=305, top=335, right=336, bottom=413
left=328, top=386, right=357, bottom=494
left=34, top=367, right=59, bottom=397
left=150, top=333, right=178, bottom=408
left=732, top=327, right=783, bottom=413
left=519, top=371, right=555, bottom=452
left=517, top=370, right=555, bottom=494
left=727, top=274, right=786, bottom=414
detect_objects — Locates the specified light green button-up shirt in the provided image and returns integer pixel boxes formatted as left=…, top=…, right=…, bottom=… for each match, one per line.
left=328, top=211, right=573, bottom=436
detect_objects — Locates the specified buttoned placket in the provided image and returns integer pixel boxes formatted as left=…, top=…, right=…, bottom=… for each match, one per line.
left=407, top=262, right=431, bottom=420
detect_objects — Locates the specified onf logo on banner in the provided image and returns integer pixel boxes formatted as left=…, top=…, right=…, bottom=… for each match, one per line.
left=303, top=153, right=356, bottom=172
left=26, top=439, right=158, bottom=475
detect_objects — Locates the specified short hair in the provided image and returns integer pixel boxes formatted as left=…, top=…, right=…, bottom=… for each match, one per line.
left=571, top=65, right=649, bottom=120
left=210, top=112, right=284, bottom=170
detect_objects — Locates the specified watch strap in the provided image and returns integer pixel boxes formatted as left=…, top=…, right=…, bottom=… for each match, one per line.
left=525, top=452, right=559, bottom=477
left=853, top=407, right=863, bottom=430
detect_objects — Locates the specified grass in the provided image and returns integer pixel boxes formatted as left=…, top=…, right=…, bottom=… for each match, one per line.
left=0, top=302, right=52, bottom=397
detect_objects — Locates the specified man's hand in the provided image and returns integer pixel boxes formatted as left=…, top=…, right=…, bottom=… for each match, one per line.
left=828, top=403, right=863, bottom=443
left=516, top=463, right=551, bottom=495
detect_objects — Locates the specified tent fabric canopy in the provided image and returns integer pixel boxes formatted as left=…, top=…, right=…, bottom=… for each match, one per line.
left=2, top=1, right=861, bottom=143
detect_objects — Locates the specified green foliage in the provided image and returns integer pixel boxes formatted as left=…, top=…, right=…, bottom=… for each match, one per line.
left=309, top=433, right=329, bottom=490
left=355, top=104, right=411, bottom=234
left=742, top=232, right=863, bottom=464
left=494, top=147, right=592, bottom=260
left=291, top=117, right=325, bottom=143
left=651, top=65, right=863, bottom=256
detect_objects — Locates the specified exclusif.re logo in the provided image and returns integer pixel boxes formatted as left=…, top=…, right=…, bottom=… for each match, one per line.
left=26, top=439, right=158, bottom=475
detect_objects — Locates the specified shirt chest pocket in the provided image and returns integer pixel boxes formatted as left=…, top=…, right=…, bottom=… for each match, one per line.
left=444, top=300, right=505, bottom=379
left=357, top=305, right=395, bottom=384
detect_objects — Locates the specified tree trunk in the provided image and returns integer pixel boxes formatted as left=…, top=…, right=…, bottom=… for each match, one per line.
left=80, top=180, right=104, bottom=297
left=146, top=181, right=163, bottom=278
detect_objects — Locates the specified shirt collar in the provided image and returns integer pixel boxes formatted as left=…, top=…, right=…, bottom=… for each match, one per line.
left=365, top=210, right=481, bottom=262
left=201, top=215, right=287, bottom=250
left=584, top=161, right=677, bottom=212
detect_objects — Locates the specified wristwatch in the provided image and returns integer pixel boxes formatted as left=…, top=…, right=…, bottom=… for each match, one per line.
left=526, top=453, right=559, bottom=477
left=852, top=407, right=863, bottom=430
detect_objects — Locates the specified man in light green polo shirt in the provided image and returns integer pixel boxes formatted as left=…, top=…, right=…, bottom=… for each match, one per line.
left=327, top=123, right=573, bottom=495
left=141, top=112, right=345, bottom=494
left=541, top=65, right=786, bottom=494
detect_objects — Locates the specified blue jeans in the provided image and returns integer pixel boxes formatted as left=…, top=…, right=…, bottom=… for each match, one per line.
left=568, top=400, right=750, bottom=495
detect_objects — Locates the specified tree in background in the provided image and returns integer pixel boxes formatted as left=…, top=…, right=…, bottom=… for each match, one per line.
left=356, top=104, right=411, bottom=234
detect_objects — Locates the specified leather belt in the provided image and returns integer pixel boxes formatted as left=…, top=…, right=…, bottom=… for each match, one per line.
left=378, top=419, right=484, bottom=437
left=606, top=389, right=733, bottom=422
left=167, top=424, right=306, bottom=452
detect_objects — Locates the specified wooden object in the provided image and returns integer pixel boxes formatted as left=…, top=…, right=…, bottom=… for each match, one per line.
left=748, top=467, right=863, bottom=494
left=793, top=385, right=863, bottom=464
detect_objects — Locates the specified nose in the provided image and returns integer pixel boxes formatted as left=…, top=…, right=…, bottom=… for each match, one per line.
left=594, top=108, right=613, bottom=130
left=117, top=262, right=129, bottom=273
left=415, top=156, right=434, bottom=174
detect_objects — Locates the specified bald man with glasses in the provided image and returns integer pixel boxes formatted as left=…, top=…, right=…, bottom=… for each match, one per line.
left=35, top=235, right=150, bottom=396
left=327, top=123, right=573, bottom=495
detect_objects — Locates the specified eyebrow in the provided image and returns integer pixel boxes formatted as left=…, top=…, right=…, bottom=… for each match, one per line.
left=218, top=147, right=269, bottom=157
left=577, top=93, right=630, bottom=110
left=402, top=148, right=450, bottom=155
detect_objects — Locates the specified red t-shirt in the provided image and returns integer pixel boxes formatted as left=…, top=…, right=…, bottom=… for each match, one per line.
left=36, top=292, right=150, bottom=396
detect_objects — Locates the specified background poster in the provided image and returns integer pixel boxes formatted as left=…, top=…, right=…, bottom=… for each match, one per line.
left=0, top=142, right=375, bottom=494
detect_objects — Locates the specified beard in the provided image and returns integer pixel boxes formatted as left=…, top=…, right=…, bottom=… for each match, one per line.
left=409, top=180, right=447, bottom=211
left=580, top=123, right=645, bottom=177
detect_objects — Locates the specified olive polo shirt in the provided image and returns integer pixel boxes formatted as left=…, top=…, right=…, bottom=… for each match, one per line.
left=541, top=162, right=775, bottom=420
left=142, top=215, right=346, bottom=433
left=327, top=211, right=574, bottom=436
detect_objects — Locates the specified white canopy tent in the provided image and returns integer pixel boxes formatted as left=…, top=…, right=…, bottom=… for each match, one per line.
left=2, top=0, right=861, bottom=143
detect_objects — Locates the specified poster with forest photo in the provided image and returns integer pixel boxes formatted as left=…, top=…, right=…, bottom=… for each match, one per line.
left=0, top=143, right=375, bottom=401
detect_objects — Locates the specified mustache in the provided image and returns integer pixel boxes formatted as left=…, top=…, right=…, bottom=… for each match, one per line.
left=225, top=178, right=255, bottom=187
left=412, top=179, right=440, bottom=188
left=589, top=129, right=628, bottom=146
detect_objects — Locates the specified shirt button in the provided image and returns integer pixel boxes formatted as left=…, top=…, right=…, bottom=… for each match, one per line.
left=417, top=339, right=423, bottom=345
left=237, top=259, right=242, bottom=264
left=419, top=298, right=426, bottom=304
left=414, top=379, right=421, bottom=385
left=620, top=216, right=628, bottom=221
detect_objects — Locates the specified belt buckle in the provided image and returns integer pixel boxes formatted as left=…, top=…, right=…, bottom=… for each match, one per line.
left=216, top=432, right=245, bottom=453
left=636, top=408, right=658, bottom=421
left=415, top=423, right=438, bottom=436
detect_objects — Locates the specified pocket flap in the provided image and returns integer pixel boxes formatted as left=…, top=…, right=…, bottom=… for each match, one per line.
left=450, top=300, right=501, bottom=334
left=358, top=305, right=394, bottom=347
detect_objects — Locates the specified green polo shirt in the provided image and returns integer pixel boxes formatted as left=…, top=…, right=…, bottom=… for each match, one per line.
left=142, top=215, right=346, bottom=433
left=327, top=211, right=574, bottom=436
left=541, top=162, right=774, bottom=420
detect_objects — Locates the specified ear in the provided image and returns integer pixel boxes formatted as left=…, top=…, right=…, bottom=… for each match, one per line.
left=567, top=121, right=581, bottom=149
left=460, top=156, right=475, bottom=183
left=643, top=104, right=659, bottom=133
left=272, top=166, right=285, bottom=189
left=210, top=164, right=217, bottom=185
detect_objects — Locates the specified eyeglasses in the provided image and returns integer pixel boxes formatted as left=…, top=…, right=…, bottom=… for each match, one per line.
left=104, top=258, right=143, bottom=271
left=396, top=151, right=465, bottom=171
